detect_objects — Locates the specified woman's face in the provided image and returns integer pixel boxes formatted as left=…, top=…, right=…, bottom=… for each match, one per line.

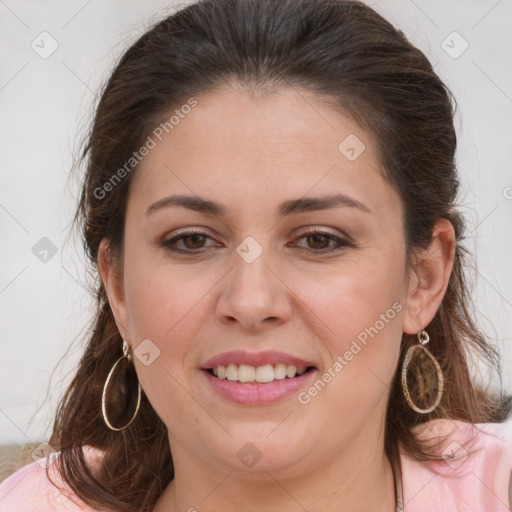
left=104, top=85, right=415, bottom=476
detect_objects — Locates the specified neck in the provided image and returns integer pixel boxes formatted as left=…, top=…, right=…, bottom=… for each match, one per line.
left=154, top=427, right=397, bottom=512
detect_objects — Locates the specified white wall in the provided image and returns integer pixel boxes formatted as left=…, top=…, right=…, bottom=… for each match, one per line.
left=1, top=0, right=511, bottom=444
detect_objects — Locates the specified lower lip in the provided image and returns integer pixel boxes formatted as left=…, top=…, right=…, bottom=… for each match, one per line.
left=202, top=369, right=317, bottom=405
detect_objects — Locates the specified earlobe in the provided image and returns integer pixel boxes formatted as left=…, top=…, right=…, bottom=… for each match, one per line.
left=402, top=218, right=456, bottom=334
left=97, top=238, right=129, bottom=340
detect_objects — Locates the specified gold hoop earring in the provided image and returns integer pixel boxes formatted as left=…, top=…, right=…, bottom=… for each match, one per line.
left=101, top=340, right=142, bottom=431
left=401, top=330, right=444, bottom=414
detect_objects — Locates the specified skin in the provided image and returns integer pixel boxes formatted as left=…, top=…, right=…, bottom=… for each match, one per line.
left=99, top=84, right=455, bottom=512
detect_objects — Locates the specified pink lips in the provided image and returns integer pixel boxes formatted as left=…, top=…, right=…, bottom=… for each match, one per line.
left=201, top=350, right=316, bottom=369
left=201, top=350, right=318, bottom=406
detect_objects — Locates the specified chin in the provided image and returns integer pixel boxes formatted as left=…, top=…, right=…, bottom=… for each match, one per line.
left=216, top=430, right=312, bottom=476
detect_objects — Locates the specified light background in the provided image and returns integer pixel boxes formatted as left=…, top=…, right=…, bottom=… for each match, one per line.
left=1, top=0, right=511, bottom=444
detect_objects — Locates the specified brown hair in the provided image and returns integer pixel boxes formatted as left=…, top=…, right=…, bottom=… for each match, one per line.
left=47, top=0, right=507, bottom=510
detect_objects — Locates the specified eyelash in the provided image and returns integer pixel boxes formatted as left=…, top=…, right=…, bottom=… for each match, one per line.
left=161, top=228, right=352, bottom=254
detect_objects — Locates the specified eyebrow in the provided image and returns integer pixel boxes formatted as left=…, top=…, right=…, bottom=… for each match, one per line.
left=145, top=193, right=371, bottom=217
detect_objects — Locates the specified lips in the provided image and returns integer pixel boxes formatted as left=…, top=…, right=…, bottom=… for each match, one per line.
left=200, top=350, right=318, bottom=404
left=202, top=366, right=318, bottom=405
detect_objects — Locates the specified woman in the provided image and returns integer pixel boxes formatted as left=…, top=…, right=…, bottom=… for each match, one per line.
left=1, top=0, right=511, bottom=510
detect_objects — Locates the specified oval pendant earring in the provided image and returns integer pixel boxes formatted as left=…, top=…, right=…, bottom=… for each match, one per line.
left=401, top=330, right=444, bottom=414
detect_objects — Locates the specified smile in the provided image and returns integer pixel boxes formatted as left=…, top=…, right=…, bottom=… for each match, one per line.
left=201, top=350, right=318, bottom=404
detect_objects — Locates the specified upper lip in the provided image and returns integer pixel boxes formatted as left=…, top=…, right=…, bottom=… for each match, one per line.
left=201, top=350, right=317, bottom=369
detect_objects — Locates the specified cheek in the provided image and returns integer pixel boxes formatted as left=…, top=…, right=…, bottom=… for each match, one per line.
left=303, top=248, right=406, bottom=390
left=124, top=262, right=209, bottom=429
left=295, top=279, right=403, bottom=445
left=134, top=357, right=208, bottom=452
left=122, top=252, right=217, bottom=402
left=123, top=244, right=209, bottom=342
left=307, top=251, right=404, bottom=339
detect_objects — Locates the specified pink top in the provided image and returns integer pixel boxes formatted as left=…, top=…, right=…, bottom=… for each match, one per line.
left=1, top=418, right=511, bottom=511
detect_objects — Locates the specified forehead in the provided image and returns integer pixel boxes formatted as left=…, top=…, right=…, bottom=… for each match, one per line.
left=128, top=85, right=399, bottom=221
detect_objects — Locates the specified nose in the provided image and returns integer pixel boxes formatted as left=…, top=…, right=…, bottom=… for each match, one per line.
left=215, top=242, right=293, bottom=332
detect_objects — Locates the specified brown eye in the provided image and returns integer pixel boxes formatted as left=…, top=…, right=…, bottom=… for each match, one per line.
left=293, top=229, right=351, bottom=253
left=162, top=230, right=217, bottom=253
left=306, top=233, right=331, bottom=250
left=181, top=234, right=207, bottom=249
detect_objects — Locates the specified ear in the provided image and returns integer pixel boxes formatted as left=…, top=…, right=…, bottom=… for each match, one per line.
left=402, top=218, right=456, bottom=334
left=97, top=238, right=130, bottom=342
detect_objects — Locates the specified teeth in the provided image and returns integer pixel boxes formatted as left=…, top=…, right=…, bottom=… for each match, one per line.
left=274, top=363, right=287, bottom=380
left=217, top=365, right=226, bottom=379
left=255, top=364, right=274, bottom=383
left=210, top=363, right=309, bottom=383
left=286, top=365, right=297, bottom=378
left=238, top=364, right=255, bottom=382
left=226, top=364, right=238, bottom=381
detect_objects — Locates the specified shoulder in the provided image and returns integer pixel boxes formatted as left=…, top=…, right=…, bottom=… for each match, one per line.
left=399, top=416, right=512, bottom=512
left=0, top=445, right=106, bottom=512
